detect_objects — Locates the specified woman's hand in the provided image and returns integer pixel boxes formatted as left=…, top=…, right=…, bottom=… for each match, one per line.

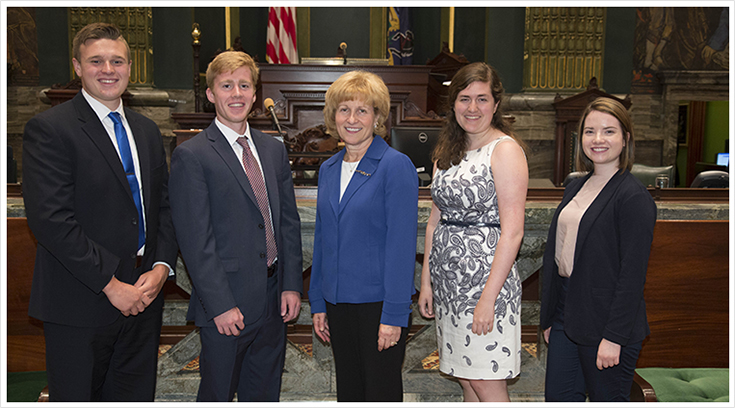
left=471, top=295, right=495, bottom=335
left=596, top=338, right=621, bottom=370
left=377, top=324, right=401, bottom=351
left=418, top=285, right=435, bottom=318
left=543, top=327, right=551, bottom=344
left=312, top=313, right=330, bottom=343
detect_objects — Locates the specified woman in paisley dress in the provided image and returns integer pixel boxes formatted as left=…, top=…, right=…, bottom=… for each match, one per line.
left=418, top=62, right=528, bottom=402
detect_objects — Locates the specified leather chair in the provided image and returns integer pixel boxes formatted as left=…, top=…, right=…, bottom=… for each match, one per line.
left=690, top=170, right=729, bottom=188
left=631, top=164, right=675, bottom=188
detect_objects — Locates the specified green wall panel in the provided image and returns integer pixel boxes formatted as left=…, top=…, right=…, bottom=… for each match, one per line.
left=453, top=7, right=486, bottom=65
left=411, top=7, right=442, bottom=65
left=36, top=7, right=70, bottom=86
left=152, top=8, right=193, bottom=89
left=703, top=100, right=730, bottom=163
left=310, top=8, right=370, bottom=58
left=486, top=7, right=525, bottom=93
left=194, top=7, right=226, bottom=74
left=239, top=7, right=268, bottom=63
left=603, top=7, right=635, bottom=94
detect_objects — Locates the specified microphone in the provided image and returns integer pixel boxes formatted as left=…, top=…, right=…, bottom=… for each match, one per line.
left=264, top=98, right=284, bottom=137
left=340, top=42, right=347, bottom=65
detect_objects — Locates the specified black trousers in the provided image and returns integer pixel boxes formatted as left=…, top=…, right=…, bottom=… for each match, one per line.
left=326, top=301, right=409, bottom=402
left=196, top=272, right=286, bottom=402
left=43, top=296, right=163, bottom=402
left=544, top=276, right=642, bottom=402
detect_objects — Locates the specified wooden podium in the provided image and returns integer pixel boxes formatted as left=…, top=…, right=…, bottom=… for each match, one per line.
left=171, top=64, right=445, bottom=185
left=172, top=64, right=443, bottom=147
left=250, top=64, right=443, bottom=138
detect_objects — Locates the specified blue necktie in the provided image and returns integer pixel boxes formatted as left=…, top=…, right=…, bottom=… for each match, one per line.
left=109, top=112, right=145, bottom=250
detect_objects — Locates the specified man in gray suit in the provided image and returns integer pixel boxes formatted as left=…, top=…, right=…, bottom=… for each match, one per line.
left=169, top=51, right=302, bottom=402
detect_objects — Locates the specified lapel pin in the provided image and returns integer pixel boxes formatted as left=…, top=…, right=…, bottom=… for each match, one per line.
left=356, top=170, right=371, bottom=177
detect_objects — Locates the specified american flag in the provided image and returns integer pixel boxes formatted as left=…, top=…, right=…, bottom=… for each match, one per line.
left=266, top=7, right=298, bottom=64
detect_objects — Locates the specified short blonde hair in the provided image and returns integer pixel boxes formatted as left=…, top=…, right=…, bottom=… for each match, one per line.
left=575, top=97, right=635, bottom=172
left=323, top=70, right=390, bottom=138
left=206, top=51, right=259, bottom=90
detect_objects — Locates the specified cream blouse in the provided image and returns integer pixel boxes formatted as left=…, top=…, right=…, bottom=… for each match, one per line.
left=555, top=172, right=615, bottom=277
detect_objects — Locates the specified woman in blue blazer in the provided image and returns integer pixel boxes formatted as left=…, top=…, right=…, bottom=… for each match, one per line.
left=540, top=98, right=657, bottom=401
left=308, top=70, right=419, bottom=402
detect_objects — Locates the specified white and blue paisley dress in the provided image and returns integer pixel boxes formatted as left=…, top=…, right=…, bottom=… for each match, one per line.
left=429, top=136, right=522, bottom=380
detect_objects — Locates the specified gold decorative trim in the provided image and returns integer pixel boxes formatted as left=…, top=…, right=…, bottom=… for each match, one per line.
left=369, top=7, right=387, bottom=59
left=523, top=7, right=606, bottom=91
left=296, top=7, right=310, bottom=59
left=448, top=7, right=455, bottom=53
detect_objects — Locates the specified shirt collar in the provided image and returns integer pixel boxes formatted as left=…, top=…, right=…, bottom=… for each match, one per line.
left=214, top=117, right=251, bottom=147
left=81, top=88, right=125, bottom=123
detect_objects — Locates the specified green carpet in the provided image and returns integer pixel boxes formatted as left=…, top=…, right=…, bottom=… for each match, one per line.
left=7, top=371, right=47, bottom=402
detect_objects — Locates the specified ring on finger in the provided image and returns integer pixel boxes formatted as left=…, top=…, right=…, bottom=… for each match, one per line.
left=390, top=341, right=397, bottom=346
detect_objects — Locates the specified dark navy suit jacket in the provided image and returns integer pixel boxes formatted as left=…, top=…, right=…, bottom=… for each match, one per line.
left=23, top=92, right=178, bottom=327
left=540, top=169, right=657, bottom=346
left=169, top=122, right=302, bottom=326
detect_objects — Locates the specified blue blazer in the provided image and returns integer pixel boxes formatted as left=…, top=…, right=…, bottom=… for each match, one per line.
left=540, top=169, right=657, bottom=346
left=169, top=122, right=303, bottom=327
left=308, top=136, right=418, bottom=327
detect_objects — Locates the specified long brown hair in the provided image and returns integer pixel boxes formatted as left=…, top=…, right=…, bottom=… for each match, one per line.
left=432, top=62, right=518, bottom=170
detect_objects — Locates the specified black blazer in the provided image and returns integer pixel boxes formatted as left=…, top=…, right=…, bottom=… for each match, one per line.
left=539, top=170, right=657, bottom=346
left=23, top=92, right=179, bottom=327
left=169, top=122, right=303, bottom=327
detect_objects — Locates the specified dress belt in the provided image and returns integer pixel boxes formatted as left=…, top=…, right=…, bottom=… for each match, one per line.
left=440, top=219, right=500, bottom=228
left=267, top=260, right=278, bottom=277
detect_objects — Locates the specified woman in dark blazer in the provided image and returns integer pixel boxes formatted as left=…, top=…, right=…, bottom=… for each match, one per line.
left=308, top=70, right=419, bottom=402
left=540, top=97, right=657, bottom=402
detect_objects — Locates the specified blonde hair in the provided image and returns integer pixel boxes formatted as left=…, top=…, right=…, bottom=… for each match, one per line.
left=575, top=97, right=635, bottom=172
left=206, top=51, right=259, bottom=90
left=323, top=70, right=390, bottom=138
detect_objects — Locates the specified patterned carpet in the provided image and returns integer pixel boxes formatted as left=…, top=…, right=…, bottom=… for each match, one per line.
left=159, top=342, right=538, bottom=373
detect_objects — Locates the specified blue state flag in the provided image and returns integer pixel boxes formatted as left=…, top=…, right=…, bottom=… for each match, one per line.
left=387, top=7, right=413, bottom=65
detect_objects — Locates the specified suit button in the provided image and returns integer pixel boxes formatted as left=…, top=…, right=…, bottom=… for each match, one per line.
left=260, top=253, right=266, bottom=258
left=131, top=253, right=137, bottom=259
left=132, top=218, right=138, bottom=225
left=258, top=224, right=264, bottom=229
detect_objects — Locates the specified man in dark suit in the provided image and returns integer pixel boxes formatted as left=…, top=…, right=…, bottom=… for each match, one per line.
left=22, top=23, right=178, bottom=401
left=169, top=51, right=302, bottom=402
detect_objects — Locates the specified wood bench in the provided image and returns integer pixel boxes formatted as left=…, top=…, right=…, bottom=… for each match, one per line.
left=630, top=220, right=729, bottom=402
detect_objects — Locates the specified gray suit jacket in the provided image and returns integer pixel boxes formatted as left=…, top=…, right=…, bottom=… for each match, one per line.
left=169, top=122, right=302, bottom=326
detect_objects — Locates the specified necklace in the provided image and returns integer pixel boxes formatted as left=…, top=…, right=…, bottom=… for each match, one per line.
left=344, top=160, right=359, bottom=173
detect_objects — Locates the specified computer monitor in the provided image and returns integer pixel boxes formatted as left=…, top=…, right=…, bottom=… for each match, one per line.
left=716, top=152, right=729, bottom=167
left=390, top=126, right=441, bottom=186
